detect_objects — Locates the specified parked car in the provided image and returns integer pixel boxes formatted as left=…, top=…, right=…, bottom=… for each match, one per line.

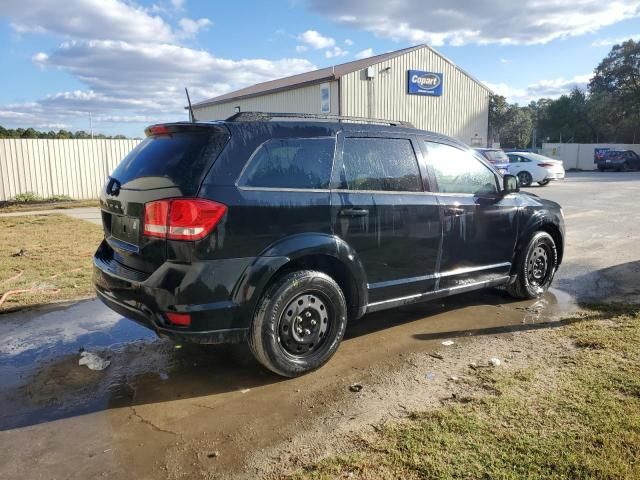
left=506, top=152, right=565, bottom=187
left=474, top=148, right=509, bottom=175
left=595, top=149, right=640, bottom=171
left=94, top=112, right=565, bottom=377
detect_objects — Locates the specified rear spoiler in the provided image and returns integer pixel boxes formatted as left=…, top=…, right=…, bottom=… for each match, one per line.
left=144, top=122, right=228, bottom=137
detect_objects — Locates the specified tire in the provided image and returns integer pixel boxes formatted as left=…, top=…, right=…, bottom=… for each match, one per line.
left=507, top=231, right=558, bottom=300
left=619, top=162, right=629, bottom=172
left=517, top=171, right=533, bottom=187
left=538, top=179, right=550, bottom=186
left=249, top=270, right=347, bottom=377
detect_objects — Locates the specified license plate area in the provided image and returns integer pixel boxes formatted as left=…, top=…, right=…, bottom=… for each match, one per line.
left=111, top=215, right=141, bottom=245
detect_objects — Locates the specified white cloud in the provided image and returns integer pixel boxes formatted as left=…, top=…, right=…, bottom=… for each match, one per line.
left=5, top=0, right=175, bottom=43
left=592, top=34, right=640, bottom=46
left=7, top=40, right=315, bottom=130
left=295, top=45, right=308, bottom=52
left=344, top=38, right=354, bottom=46
left=307, top=0, right=640, bottom=46
left=177, top=17, right=212, bottom=38
left=0, top=0, right=316, bottom=135
left=484, top=74, right=593, bottom=103
left=297, top=29, right=336, bottom=49
left=499, top=58, right=511, bottom=64
left=325, top=46, right=349, bottom=58
left=170, top=0, right=185, bottom=9
left=355, top=47, right=374, bottom=59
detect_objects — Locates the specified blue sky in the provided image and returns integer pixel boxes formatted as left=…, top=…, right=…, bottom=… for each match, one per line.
left=1, top=0, right=639, bottom=137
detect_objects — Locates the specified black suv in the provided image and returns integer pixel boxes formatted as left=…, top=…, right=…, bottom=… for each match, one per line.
left=94, top=112, right=564, bottom=377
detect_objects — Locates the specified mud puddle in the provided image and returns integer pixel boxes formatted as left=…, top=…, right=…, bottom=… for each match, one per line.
left=0, top=288, right=576, bottom=479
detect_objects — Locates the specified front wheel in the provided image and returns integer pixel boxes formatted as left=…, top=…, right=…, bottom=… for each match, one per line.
left=517, top=171, right=533, bottom=187
left=249, top=270, right=347, bottom=377
left=538, top=179, right=550, bottom=186
left=507, top=231, right=558, bottom=299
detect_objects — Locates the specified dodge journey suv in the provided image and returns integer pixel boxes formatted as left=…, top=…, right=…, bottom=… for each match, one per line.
left=94, top=112, right=564, bottom=377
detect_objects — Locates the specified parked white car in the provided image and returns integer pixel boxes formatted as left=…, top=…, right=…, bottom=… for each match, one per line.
left=506, top=152, right=565, bottom=187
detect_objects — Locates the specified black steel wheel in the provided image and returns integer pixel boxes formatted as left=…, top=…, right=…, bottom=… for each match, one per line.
left=517, top=171, right=533, bottom=187
left=507, top=231, right=558, bottom=299
left=249, top=270, right=347, bottom=377
left=278, top=292, right=332, bottom=358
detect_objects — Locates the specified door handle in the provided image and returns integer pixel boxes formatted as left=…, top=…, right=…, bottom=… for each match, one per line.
left=444, top=207, right=465, bottom=216
left=339, top=208, right=369, bottom=217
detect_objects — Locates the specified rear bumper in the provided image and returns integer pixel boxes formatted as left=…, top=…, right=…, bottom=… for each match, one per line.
left=544, top=171, right=565, bottom=181
left=93, top=240, right=251, bottom=344
left=595, top=161, right=624, bottom=169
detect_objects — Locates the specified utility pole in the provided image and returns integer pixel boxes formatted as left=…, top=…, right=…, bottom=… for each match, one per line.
left=89, top=112, right=93, bottom=139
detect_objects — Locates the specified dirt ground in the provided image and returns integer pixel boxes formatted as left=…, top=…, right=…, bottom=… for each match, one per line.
left=0, top=171, right=639, bottom=480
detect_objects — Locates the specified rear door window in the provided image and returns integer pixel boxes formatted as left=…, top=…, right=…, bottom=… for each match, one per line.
left=112, top=132, right=229, bottom=194
left=338, top=137, right=422, bottom=192
left=238, top=137, right=335, bottom=189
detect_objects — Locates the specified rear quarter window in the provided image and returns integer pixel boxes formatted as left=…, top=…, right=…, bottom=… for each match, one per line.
left=238, top=137, right=335, bottom=189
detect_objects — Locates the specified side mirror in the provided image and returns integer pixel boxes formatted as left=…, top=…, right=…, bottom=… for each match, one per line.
left=503, top=174, right=519, bottom=194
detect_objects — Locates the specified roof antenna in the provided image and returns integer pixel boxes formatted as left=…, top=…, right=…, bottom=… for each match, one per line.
left=185, top=87, right=196, bottom=122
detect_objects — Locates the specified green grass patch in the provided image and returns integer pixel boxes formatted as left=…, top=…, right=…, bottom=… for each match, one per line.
left=293, top=307, right=640, bottom=479
left=0, top=214, right=103, bottom=312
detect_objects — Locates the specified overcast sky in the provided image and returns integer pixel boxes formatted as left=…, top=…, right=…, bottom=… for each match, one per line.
left=1, top=0, right=639, bottom=137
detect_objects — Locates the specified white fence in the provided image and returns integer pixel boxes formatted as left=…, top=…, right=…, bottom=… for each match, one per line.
left=0, top=138, right=140, bottom=201
left=541, top=142, right=640, bottom=170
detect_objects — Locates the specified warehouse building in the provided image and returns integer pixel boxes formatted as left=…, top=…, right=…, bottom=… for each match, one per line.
left=192, top=44, right=491, bottom=145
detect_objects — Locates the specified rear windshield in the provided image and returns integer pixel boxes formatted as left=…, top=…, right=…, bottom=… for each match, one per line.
left=111, top=132, right=228, bottom=194
left=481, top=150, right=509, bottom=162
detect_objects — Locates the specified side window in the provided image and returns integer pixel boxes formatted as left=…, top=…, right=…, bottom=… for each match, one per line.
left=521, top=155, right=531, bottom=163
left=239, top=137, right=335, bottom=189
left=425, top=142, right=499, bottom=195
left=508, top=155, right=519, bottom=163
left=339, top=137, right=422, bottom=192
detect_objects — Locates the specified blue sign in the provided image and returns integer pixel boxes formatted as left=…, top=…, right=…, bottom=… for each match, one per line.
left=408, top=70, right=443, bottom=96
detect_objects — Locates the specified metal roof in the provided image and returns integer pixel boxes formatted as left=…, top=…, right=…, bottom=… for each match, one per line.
left=192, top=44, right=491, bottom=109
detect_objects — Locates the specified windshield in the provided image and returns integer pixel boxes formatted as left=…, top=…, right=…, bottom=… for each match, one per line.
left=524, top=153, right=556, bottom=162
left=481, top=150, right=509, bottom=162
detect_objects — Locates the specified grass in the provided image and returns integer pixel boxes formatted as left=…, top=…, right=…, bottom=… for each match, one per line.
left=0, top=198, right=99, bottom=213
left=292, top=305, right=640, bottom=479
left=0, top=214, right=103, bottom=312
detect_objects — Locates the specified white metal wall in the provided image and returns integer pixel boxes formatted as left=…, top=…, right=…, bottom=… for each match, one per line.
left=0, top=138, right=140, bottom=201
left=193, top=81, right=340, bottom=120
left=542, top=143, right=640, bottom=170
left=340, top=48, right=490, bottom=144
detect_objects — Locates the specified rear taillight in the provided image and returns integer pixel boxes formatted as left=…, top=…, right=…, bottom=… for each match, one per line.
left=165, top=312, right=191, bottom=326
left=537, top=163, right=555, bottom=167
left=143, top=199, right=227, bottom=241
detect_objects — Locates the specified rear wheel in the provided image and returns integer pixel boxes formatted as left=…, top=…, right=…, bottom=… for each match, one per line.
left=507, top=231, right=558, bottom=299
left=249, top=270, right=347, bottom=377
left=517, top=171, right=533, bottom=187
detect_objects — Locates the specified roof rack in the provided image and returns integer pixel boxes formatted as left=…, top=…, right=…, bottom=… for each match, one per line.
left=225, top=111, right=414, bottom=128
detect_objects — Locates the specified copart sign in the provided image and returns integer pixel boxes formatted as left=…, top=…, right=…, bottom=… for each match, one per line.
left=408, top=70, right=443, bottom=96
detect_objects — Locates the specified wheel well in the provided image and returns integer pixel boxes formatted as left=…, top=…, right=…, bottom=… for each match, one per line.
left=271, top=255, right=361, bottom=320
left=539, top=223, right=563, bottom=264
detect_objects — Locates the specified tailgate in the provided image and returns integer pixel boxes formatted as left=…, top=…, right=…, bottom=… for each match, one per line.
left=100, top=124, right=230, bottom=273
